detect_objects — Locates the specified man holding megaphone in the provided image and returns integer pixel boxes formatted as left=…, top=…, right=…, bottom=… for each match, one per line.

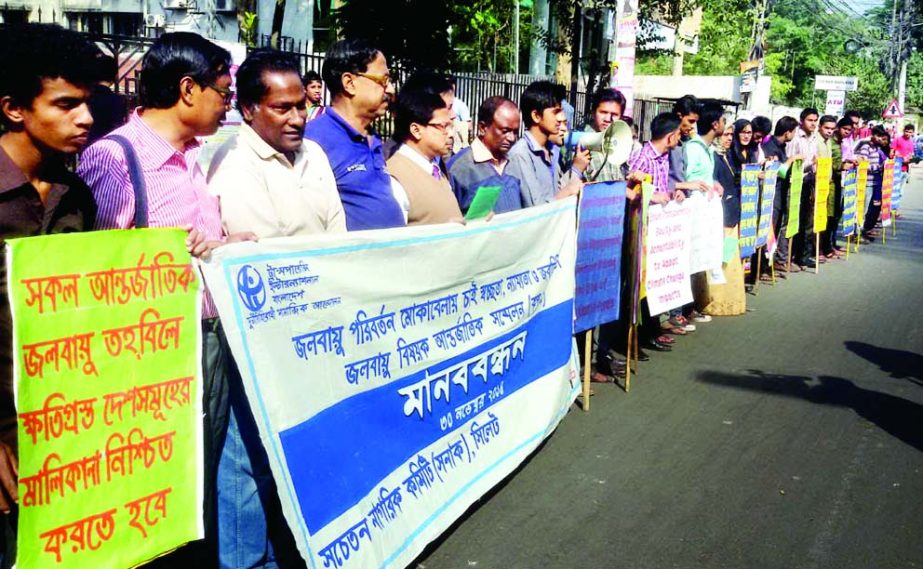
left=507, top=81, right=588, bottom=206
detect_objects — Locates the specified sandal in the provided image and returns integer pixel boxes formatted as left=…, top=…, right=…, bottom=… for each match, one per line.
left=662, top=325, right=687, bottom=336
left=655, top=335, right=675, bottom=345
left=591, top=370, right=614, bottom=384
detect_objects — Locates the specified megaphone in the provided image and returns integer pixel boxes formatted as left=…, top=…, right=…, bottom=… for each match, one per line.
left=564, top=120, right=633, bottom=173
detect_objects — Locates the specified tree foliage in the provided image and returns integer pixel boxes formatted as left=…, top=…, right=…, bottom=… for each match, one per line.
left=335, top=0, right=457, bottom=70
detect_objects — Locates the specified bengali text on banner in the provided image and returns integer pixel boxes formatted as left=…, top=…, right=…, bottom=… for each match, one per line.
left=739, top=164, right=761, bottom=258
left=7, top=229, right=203, bottom=569
left=840, top=168, right=858, bottom=236
left=881, top=159, right=895, bottom=228
left=856, top=160, right=869, bottom=228
left=757, top=161, right=779, bottom=248
left=200, top=201, right=581, bottom=569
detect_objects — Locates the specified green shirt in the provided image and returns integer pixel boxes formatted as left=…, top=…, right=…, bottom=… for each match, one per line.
left=684, top=135, right=715, bottom=185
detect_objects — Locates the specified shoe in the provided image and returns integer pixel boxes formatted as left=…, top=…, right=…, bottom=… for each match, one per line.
left=598, top=354, right=626, bottom=376
left=636, top=348, right=650, bottom=362
left=656, top=334, right=675, bottom=345
left=801, top=257, right=817, bottom=266
left=669, top=316, right=695, bottom=332
left=691, top=310, right=712, bottom=323
left=643, top=339, right=672, bottom=352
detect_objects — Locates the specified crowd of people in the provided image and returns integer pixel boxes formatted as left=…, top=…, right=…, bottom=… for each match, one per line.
left=0, top=23, right=913, bottom=569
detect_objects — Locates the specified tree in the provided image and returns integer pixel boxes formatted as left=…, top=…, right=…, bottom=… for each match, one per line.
left=335, top=0, right=457, bottom=70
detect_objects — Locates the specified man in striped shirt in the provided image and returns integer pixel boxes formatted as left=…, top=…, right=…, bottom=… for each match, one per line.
left=77, top=33, right=291, bottom=569
left=628, top=113, right=685, bottom=202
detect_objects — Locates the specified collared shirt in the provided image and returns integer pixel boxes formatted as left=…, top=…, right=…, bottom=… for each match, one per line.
left=447, top=141, right=522, bottom=214
left=684, top=135, right=715, bottom=185
left=628, top=142, right=670, bottom=194
left=667, top=139, right=687, bottom=192
left=507, top=132, right=561, bottom=207
left=389, top=144, right=443, bottom=222
left=451, top=98, right=472, bottom=122
left=786, top=127, right=818, bottom=173
left=816, top=134, right=833, bottom=159
left=0, top=145, right=96, bottom=451
left=841, top=134, right=857, bottom=162
left=580, top=123, right=625, bottom=183
left=77, top=109, right=224, bottom=318
left=469, top=138, right=508, bottom=175
left=303, top=108, right=405, bottom=231
left=207, top=123, right=346, bottom=238
left=893, top=135, right=914, bottom=161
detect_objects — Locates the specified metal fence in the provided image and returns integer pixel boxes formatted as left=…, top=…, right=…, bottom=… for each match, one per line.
left=60, top=29, right=600, bottom=141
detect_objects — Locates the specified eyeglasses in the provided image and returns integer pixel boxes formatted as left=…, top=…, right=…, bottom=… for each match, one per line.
left=206, top=83, right=234, bottom=105
left=356, top=72, right=392, bottom=89
left=425, top=121, right=452, bottom=133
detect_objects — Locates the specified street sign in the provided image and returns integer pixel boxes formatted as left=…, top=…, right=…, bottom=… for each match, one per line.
left=882, top=99, right=904, bottom=119
left=824, top=90, right=846, bottom=116
left=814, top=75, right=859, bottom=91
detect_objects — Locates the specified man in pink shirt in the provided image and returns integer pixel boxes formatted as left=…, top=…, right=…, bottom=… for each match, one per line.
left=893, top=124, right=915, bottom=172
left=77, top=33, right=294, bottom=569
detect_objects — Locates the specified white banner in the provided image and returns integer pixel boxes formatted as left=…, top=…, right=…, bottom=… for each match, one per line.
left=645, top=201, right=693, bottom=316
left=687, top=192, right=725, bottom=273
left=200, top=201, right=580, bottom=569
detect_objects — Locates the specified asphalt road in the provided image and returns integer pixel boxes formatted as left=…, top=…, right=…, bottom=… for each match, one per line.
left=417, top=167, right=923, bottom=569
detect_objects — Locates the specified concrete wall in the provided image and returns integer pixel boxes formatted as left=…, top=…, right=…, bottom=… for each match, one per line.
left=0, top=0, right=239, bottom=42
left=634, top=74, right=742, bottom=103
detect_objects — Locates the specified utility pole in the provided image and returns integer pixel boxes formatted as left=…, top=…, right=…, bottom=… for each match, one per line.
left=569, top=2, right=582, bottom=113
left=888, top=0, right=899, bottom=90
left=529, top=0, right=549, bottom=76
left=896, top=0, right=914, bottom=115
left=512, top=0, right=520, bottom=74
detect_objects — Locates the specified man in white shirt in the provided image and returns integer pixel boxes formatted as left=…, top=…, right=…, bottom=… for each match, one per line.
left=208, top=48, right=346, bottom=238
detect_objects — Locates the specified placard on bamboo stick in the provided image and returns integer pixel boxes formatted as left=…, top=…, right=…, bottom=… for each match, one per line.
left=881, top=159, right=895, bottom=228
left=7, top=229, right=204, bottom=569
left=856, top=161, right=869, bottom=229
left=814, top=157, right=833, bottom=232
left=756, top=161, right=779, bottom=248
left=840, top=168, right=858, bottom=237
left=786, top=160, right=804, bottom=239
left=574, top=181, right=626, bottom=333
left=738, top=164, right=760, bottom=258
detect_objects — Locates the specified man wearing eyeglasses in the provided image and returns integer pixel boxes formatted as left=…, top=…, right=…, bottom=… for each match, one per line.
left=387, top=78, right=463, bottom=225
left=304, top=39, right=405, bottom=231
left=77, top=32, right=259, bottom=567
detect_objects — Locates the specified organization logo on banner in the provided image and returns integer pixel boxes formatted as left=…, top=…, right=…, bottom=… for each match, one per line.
left=237, top=264, right=267, bottom=312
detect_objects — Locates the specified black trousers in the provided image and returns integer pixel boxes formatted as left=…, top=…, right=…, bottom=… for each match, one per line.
left=822, top=175, right=844, bottom=254
left=772, top=181, right=788, bottom=264
left=794, top=175, right=816, bottom=264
